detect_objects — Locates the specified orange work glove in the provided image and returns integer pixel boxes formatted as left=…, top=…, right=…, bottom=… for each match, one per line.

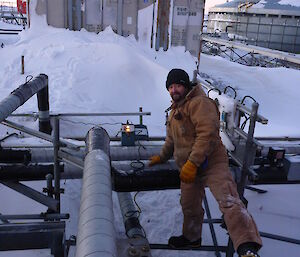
left=149, top=155, right=162, bottom=167
left=180, top=160, right=198, bottom=183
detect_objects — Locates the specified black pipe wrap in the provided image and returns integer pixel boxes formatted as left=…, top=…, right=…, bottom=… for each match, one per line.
left=0, top=164, right=64, bottom=181
left=39, top=121, right=52, bottom=135
left=11, top=74, right=48, bottom=105
left=0, top=149, right=31, bottom=164
left=85, top=127, right=110, bottom=155
left=112, top=168, right=180, bottom=192
left=124, top=217, right=143, bottom=236
left=37, top=86, right=49, bottom=112
left=37, top=85, right=51, bottom=135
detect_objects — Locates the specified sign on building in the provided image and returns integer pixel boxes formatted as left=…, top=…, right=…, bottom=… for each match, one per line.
left=171, top=0, right=204, bottom=56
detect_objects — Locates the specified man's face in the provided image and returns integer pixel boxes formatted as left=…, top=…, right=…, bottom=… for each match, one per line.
left=168, top=83, right=188, bottom=102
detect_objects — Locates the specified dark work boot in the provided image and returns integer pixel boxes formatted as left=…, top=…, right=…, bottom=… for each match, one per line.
left=237, top=242, right=260, bottom=257
left=168, top=235, right=201, bottom=248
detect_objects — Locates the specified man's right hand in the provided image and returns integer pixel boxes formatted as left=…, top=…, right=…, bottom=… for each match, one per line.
left=149, top=155, right=162, bottom=167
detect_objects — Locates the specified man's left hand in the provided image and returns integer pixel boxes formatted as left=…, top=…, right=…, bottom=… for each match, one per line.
left=180, top=160, right=197, bottom=183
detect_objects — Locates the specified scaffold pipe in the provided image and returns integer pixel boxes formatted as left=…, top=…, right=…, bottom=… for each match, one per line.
left=75, top=127, right=117, bottom=257
left=0, top=74, right=48, bottom=123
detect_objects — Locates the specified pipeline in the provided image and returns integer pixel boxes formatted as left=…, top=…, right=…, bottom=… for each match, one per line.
left=113, top=168, right=180, bottom=192
left=27, top=145, right=163, bottom=162
left=75, top=127, right=117, bottom=257
left=0, top=149, right=31, bottom=164
left=0, top=74, right=48, bottom=123
left=118, top=192, right=145, bottom=238
left=0, top=164, right=60, bottom=181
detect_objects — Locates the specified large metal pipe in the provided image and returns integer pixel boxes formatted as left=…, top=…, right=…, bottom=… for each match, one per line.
left=110, top=145, right=161, bottom=161
left=0, top=163, right=82, bottom=181
left=75, top=127, right=117, bottom=257
left=0, top=164, right=61, bottom=180
left=28, top=145, right=163, bottom=162
left=117, top=192, right=145, bottom=238
left=0, top=74, right=48, bottom=123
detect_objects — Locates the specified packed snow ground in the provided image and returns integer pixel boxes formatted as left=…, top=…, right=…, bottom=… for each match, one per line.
left=1, top=2, right=300, bottom=257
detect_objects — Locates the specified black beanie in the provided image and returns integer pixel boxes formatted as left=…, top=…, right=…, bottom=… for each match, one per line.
left=166, top=69, right=190, bottom=90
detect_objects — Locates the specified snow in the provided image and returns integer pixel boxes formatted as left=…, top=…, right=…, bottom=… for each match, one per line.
left=0, top=21, right=21, bottom=45
left=0, top=1, right=300, bottom=256
left=254, top=0, right=267, bottom=8
left=279, top=0, right=300, bottom=7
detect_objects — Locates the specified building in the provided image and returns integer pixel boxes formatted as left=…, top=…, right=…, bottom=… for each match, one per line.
left=207, top=0, right=300, bottom=53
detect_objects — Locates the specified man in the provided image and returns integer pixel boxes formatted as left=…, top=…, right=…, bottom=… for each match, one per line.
left=149, top=69, right=262, bottom=257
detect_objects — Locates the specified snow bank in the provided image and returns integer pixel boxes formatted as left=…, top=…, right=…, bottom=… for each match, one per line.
left=1, top=15, right=300, bottom=138
left=279, top=0, right=300, bottom=7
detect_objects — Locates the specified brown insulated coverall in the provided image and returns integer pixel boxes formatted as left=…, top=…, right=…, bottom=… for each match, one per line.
left=160, top=85, right=262, bottom=250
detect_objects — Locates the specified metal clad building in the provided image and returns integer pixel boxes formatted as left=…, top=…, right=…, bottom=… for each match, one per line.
left=35, top=0, right=67, bottom=28
left=171, top=0, right=204, bottom=56
left=35, top=0, right=153, bottom=38
left=207, top=0, right=300, bottom=53
left=34, top=0, right=205, bottom=56
left=83, top=0, right=153, bottom=37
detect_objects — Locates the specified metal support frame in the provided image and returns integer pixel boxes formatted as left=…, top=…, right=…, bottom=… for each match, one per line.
left=197, top=76, right=300, bottom=252
left=202, top=40, right=284, bottom=68
left=0, top=213, right=69, bottom=221
left=0, top=181, right=59, bottom=212
left=201, top=35, right=300, bottom=69
left=238, top=102, right=259, bottom=196
left=1, top=119, right=79, bottom=149
left=0, top=74, right=68, bottom=256
left=53, top=117, right=61, bottom=213
left=203, top=195, right=222, bottom=257
left=0, top=221, right=66, bottom=256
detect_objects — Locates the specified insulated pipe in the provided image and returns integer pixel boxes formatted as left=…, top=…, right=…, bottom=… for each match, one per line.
left=0, top=164, right=62, bottom=181
left=117, top=192, right=145, bottom=238
left=0, top=163, right=82, bottom=181
left=113, top=168, right=180, bottom=192
left=0, top=74, right=48, bottom=123
left=0, top=149, right=31, bottom=163
left=37, top=84, right=52, bottom=135
left=29, top=145, right=163, bottom=162
left=75, top=127, right=117, bottom=257
left=110, top=145, right=162, bottom=161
